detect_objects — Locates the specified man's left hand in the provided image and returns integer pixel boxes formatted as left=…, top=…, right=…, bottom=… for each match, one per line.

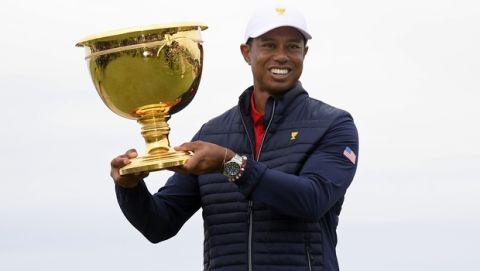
left=172, top=140, right=234, bottom=175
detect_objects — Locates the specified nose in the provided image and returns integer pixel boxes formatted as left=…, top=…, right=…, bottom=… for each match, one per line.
left=273, top=48, right=288, bottom=63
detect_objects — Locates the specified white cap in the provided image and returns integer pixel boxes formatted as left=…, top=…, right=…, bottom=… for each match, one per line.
left=244, top=5, right=312, bottom=43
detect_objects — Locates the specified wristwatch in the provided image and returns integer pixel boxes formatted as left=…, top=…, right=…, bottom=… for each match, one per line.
left=222, top=153, right=247, bottom=182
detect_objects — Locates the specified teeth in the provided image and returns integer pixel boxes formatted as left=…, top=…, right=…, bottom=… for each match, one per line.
left=271, top=68, right=289, bottom=75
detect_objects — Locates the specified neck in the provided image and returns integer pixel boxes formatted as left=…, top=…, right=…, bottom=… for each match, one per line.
left=252, top=89, right=270, bottom=114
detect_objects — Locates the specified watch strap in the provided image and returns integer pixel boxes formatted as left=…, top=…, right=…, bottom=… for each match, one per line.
left=223, top=153, right=247, bottom=182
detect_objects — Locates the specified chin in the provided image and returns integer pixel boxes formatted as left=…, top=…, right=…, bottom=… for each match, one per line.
left=267, top=82, right=295, bottom=94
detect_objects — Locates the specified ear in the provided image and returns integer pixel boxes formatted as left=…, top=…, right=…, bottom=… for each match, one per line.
left=240, top=44, right=251, bottom=65
left=303, top=46, right=309, bottom=57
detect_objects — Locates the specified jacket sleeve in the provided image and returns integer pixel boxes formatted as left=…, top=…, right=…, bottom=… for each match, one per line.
left=115, top=132, right=203, bottom=243
left=235, top=113, right=359, bottom=220
left=115, top=173, right=201, bottom=243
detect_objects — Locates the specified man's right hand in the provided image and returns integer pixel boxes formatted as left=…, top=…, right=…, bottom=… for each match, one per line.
left=110, top=149, right=149, bottom=188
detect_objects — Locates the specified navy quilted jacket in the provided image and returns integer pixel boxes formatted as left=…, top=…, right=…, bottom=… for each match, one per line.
left=116, top=82, right=359, bottom=271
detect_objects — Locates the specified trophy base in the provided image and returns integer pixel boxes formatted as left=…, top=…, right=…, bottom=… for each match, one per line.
left=119, top=151, right=190, bottom=175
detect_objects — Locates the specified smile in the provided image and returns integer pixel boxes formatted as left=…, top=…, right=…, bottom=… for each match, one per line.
left=270, top=68, right=290, bottom=75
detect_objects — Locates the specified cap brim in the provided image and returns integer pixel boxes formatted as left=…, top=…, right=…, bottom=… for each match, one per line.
left=246, top=25, right=312, bottom=43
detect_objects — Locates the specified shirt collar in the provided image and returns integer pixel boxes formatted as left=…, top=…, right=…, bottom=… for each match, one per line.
left=250, top=92, right=264, bottom=126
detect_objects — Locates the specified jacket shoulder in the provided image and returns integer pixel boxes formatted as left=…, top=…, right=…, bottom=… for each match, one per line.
left=198, top=106, right=242, bottom=136
left=297, top=96, right=354, bottom=124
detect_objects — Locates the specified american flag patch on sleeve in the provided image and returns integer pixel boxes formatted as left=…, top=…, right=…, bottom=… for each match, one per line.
left=343, top=146, right=356, bottom=165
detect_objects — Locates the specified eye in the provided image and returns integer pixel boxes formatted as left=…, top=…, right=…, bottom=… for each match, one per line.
left=261, top=42, right=275, bottom=49
left=288, top=43, right=302, bottom=50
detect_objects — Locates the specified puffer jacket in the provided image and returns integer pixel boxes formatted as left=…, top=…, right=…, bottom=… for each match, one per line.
left=116, top=82, right=359, bottom=271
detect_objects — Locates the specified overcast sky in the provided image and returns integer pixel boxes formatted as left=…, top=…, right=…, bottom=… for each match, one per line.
left=1, top=0, right=479, bottom=270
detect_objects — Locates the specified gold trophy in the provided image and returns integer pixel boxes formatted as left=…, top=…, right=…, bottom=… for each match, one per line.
left=76, top=23, right=207, bottom=175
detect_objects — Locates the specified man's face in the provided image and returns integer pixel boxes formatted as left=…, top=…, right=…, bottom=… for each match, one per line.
left=241, top=26, right=308, bottom=95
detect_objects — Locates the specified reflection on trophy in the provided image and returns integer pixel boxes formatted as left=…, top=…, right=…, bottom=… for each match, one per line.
left=76, top=23, right=207, bottom=175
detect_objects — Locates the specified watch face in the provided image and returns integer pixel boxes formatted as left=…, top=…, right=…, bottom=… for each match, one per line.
left=224, top=161, right=241, bottom=177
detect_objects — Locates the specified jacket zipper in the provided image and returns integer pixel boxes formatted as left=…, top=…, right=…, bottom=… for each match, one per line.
left=306, top=242, right=313, bottom=271
left=256, top=100, right=276, bottom=161
left=240, top=100, right=276, bottom=271
left=247, top=200, right=254, bottom=271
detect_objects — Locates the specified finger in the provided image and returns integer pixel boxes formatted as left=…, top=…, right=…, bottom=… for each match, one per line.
left=168, top=166, right=189, bottom=175
left=113, top=170, right=147, bottom=186
left=175, top=140, right=206, bottom=152
left=182, top=155, right=198, bottom=172
left=111, top=149, right=136, bottom=167
left=111, top=156, right=131, bottom=168
left=133, top=172, right=149, bottom=179
left=110, top=163, right=124, bottom=181
left=174, top=142, right=194, bottom=152
left=126, top=149, right=138, bottom=159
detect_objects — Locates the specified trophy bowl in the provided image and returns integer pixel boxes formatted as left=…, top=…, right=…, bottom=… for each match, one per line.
left=76, top=23, right=207, bottom=175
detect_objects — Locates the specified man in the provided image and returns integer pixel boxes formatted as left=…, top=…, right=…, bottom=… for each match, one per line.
left=111, top=5, right=358, bottom=271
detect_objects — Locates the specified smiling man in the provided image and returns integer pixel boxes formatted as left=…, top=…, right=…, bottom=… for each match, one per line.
left=112, top=5, right=359, bottom=271
left=241, top=26, right=308, bottom=113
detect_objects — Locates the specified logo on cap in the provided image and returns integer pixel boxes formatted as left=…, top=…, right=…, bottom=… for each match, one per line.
left=275, top=7, right=286, bottom=15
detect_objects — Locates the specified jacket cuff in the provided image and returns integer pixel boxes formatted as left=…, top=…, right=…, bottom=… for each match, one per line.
left=234, top=158, right=267, bottom=197
left=115, top=180, right=149, bottom=205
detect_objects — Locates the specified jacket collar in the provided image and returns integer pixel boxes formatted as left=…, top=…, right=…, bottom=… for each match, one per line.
left=238, top=81, right=309, bottom=125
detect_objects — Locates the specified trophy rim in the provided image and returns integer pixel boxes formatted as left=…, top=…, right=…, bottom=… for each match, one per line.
left=75, top=22, right=208, bottom=47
